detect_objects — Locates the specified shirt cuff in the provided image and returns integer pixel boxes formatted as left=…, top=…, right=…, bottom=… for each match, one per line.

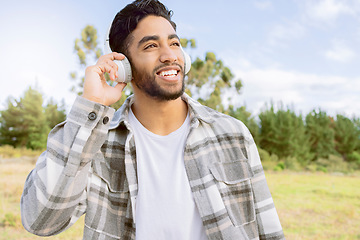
left=67, top=96, right=116, bottom=130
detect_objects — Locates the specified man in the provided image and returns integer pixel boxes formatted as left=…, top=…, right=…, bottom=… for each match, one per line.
left=21, top=0, right=285, bottom=239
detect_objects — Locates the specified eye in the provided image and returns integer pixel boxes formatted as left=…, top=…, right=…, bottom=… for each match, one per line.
left=144, top=43, right=157, bottom=50
left=171, top=42, right=180, bottom=47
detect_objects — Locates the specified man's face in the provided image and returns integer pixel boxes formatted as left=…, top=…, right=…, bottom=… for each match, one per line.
left=127, top=15, right=185, bottom=101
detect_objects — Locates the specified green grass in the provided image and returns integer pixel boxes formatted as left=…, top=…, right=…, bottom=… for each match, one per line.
left=1, top=160, right=360, bottom=239
left=266, top=171, right=360, bottom=240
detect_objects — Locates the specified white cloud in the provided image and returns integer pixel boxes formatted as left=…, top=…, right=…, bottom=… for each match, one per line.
left=231, top=64, right=360, bottom=117
left=304, top=0, right=354, bottom=22
left=324, top=40, right=356, bottom=62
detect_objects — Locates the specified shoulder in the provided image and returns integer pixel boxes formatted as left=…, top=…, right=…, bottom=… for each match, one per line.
left=185, top=95, right=252, bottom=140
left=208, top=106, right=251, bottom=137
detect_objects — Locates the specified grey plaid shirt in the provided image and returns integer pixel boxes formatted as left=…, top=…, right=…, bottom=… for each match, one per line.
left=21, top=94, right=285, bottom=240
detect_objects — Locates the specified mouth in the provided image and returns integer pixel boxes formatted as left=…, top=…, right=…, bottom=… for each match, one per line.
left=156, top=66, right=181, bottom=80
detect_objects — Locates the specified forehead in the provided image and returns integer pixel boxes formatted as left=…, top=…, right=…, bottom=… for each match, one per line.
left=131, top=15, right=177, bottom=44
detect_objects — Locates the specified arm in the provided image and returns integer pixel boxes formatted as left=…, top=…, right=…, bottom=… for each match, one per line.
left=246, top=131, right=285, bottom=239
left=21, top=52, right=127, bottom=236
left=21, top=97, right=115, bottom=236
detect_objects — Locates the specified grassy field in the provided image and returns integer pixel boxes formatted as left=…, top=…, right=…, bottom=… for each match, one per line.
left=1, top=159, right=359, bottom=239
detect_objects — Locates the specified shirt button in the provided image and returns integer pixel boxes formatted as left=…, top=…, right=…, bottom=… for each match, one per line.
left=88, top=112, right=97, bottom=120
left=103, top=116, right=109, bottom=124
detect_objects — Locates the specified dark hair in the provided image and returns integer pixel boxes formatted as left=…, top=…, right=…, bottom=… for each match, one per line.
left=109, top=0, right=176, bottom=55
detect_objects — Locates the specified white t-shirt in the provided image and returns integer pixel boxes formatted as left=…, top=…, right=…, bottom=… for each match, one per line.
left=129, top=108, right=208, bottom=240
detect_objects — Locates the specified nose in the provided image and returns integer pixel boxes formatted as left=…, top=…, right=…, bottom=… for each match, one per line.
left=159, top=45, right=178, bottom=63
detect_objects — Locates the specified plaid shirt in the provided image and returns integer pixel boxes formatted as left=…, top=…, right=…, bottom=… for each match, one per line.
left=21, top=94, right=285, bottom=240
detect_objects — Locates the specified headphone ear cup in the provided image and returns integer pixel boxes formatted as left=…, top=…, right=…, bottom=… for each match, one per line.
left=114, top=57, right=132, bottom=83
left=104, top=23, right=132, bottom=83
left=181, top=47, right=191, bottom=74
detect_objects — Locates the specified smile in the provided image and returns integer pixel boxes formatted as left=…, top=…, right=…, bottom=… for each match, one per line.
left=158, top=69, right=179, bottom=77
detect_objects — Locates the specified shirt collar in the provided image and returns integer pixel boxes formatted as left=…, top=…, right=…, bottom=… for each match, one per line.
left=109, top=93, right=215, bottom=130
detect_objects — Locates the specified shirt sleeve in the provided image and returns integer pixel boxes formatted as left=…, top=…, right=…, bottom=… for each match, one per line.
left=245, top=127, right=286, bottom=240
left=20, top=96, right=115, bottom=236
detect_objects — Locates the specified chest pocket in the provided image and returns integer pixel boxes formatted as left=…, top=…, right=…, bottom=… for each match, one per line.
left=209, top=161, right=256, bottom=227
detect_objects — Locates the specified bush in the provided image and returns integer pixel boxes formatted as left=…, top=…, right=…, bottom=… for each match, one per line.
left=258, top=147, right=271, bottom=162
left=273, top=162, right=285, bottom=171
left=306, top=164, right=318, bottom=172
left=283, top=156, right=302, bottom=171
left=258, top=148, right=280, bottom=171
left=347, top=152, right=360, bottom=165
left=315, top=154, right=350, bottom=173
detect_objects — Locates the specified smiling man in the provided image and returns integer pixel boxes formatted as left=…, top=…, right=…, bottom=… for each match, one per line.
left=21, top=0, right=285, bottom=239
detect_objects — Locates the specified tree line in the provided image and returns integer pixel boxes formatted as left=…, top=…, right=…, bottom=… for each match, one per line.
left=240, top=105, right=360, bottom=172
left=1, top=25, right=359, bottom=172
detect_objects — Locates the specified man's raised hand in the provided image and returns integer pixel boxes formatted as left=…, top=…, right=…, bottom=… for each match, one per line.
left=82, top=52, right=128, bottom=106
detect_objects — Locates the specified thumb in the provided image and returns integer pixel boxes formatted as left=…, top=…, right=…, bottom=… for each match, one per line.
left=109, top=82, right=127, bottom=103
left=113, top=82, right=127, bottom=93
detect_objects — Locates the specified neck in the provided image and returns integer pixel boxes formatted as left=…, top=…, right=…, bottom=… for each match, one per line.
left=131, top=90, right=188, bottom=136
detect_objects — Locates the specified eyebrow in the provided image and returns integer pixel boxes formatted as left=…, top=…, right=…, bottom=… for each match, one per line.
left=137, top=34, right=180, bottom=48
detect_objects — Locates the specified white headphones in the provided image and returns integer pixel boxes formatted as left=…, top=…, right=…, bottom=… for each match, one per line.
left=104, top=23, right=191, bottom=83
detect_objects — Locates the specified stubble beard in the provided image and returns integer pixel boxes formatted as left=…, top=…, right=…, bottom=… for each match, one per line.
left=132, top=63, right=185, bottom=101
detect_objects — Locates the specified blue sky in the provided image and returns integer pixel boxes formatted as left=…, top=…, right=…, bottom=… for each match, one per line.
left=1, top=0, right=359, bottom=118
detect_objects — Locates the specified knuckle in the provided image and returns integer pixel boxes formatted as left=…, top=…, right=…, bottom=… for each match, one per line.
left=85, top=66, right=93, bottom=72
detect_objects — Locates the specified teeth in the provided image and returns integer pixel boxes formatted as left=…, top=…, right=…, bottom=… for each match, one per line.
left=159, top=70, right=177, bottom=77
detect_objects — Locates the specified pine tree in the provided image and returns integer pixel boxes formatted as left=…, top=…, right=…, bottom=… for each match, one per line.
left=0, top=87, right=66, bottom=150
left=305, top=109, right=335, bottom=160
left=44, top=98, right=67, bottom=129
left=259, top=103, right=312, bottom=164
left=0, top=97, right=26, bottom=147
left=227, top=105, right=260, bottom=143
left=334, top=114, right=359, bottom=160
left=0, top=87, right=48, bottom=149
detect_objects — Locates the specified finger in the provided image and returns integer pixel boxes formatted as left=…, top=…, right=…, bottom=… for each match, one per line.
left=114, top=82, right=127, bottom=92
left=103, top=82, right=127, bottom=104
left=99, top=59, right=118, bottom=80
left=97, top=63, right=118, bottom=81
left=110, top=82, right=127, bottom=98
left=105, top=59, right=118, bottom=72
left=111, top=52, right=126, bottom=61
left=97, top=52, right=124, bottom=64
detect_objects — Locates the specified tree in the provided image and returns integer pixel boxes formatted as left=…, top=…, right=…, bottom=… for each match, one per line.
left=0, top=87, right=66, bottom=150
left=353, top=117, right=360, bottom=152
left=0, top=87, right=48, bottom=149
left=181, top=39, right=255, bottom=130
left=334, top=114, right=359, bottom=160
left=0, top=97, right=26, bottom=147
left=305, top=109, right=335, bottom=160
left=259, top=103, right=312, bottom=164
left=227, top=105, right=260, bottom=143
left=182, top=40, right=243, bottom=113
left=70, top=25, right=131, bottom=109
left=70, top=25, right=102, bottom=95
left=44, top=98, right=67, bottom=129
